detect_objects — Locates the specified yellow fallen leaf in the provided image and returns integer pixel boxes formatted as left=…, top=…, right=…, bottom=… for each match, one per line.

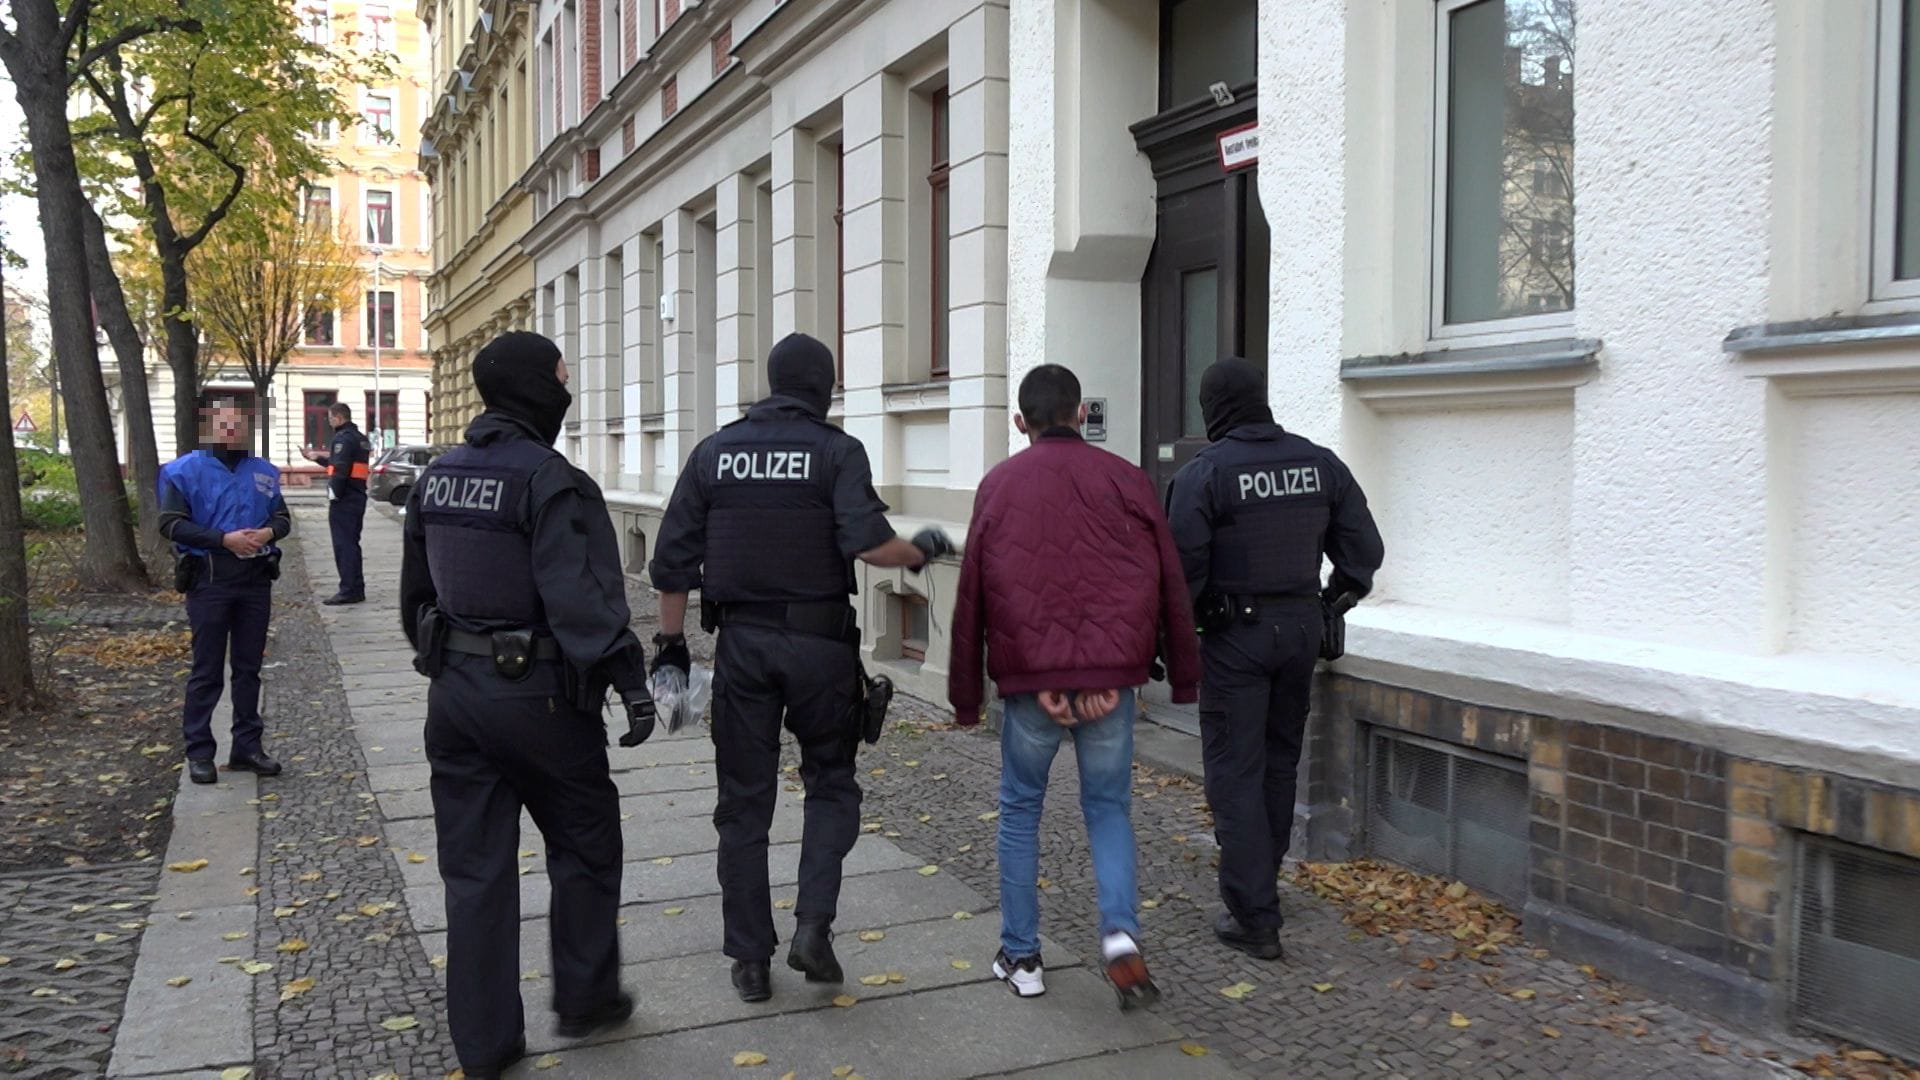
left=1541, top=1026, right=1561, bottom=1039
left=885, top=971, right=905, bottom=984
left=1311, top=982, right=1334, bottom=993
left=917, top=865, right=940, bottom=876
left=857, top=974, right=889, bottom=986
left=904, top=760, right=920, bottom=767
left=651, top=856, right=673, bottom=865
left=663, top=907, right=685, bottom=916
left=1444, top=881, right=1470, bottom=900
left=406, top=853, right=428, bottom=864
left=380, top=1015, right=419, bottom=1032
left=280, top=976, right=316, bottom=1002
left=1218, top=981, right=1255, bottom=1000
left=446, top=1071, right=465, bottom=1080
left=166, top=976, right=192, bottom=988
left=240, top=961, right=274, bottom=976
left=857, top=930, right=884, bottom=942
left=220, top=1068, right=252, bottom=1080
left=358, top=904, right=384, bottom=917
left=242, top=887, right=261, bottom=898
left=1140, top=899, right=1159, bottom=910
left=93, top=932, right=119, bottom=944
left=732, top=1050, right=767, bottom=1066
left=298, top=871, right=323, bottom=882
left=273, top=907, right=296, bottom=918
left=356, top=837, right=380, bottom=848
left=276, top=939, right=309, bottom=954
left=53, top=958, right=77, bottom=971
left=950, top=960, right=972, bottom=970
left=167, top=859, right=210, bottom=873
left=833, top=1068, right=855, bottom=1079
left=978, top=811, right=999, bottom=821
left=831, top=994, right=857, bottom=1007
left=31, top=988, right=59, bottom=997
left=952, top=911, right=972, bottom=920
left=519, top=849, right=536, bottom=858
left=869, top=768, right=886, bottom=776
left=1449, top=1012, right=1472, bottom=1029
left=781, top=1073, right=797, bottom=1080
left=1509, top=988, right=1536, bottom=1001
left=533, top=1054, right=561, bottom=1069
left=430, top=954, right=447, bottom=969
left=0, top=956, right=9, bottom=965
left=222, top=932, right=248, bottom=942
left=1180, top=1043, right=1210, bottom=1057
left=773, top=898, right=794, bottom=910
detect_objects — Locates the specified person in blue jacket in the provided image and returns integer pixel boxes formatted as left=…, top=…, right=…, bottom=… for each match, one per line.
left=157, top=398, right=292, bottom=785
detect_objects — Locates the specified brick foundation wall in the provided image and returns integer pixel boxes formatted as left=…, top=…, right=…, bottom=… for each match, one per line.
left=1306, top=672, right=1920, bottom=1027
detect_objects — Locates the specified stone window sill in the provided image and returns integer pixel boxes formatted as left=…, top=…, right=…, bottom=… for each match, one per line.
left=1340, top=338, right=1601, bottom=411
left=881, top=379, right=951, bottom=415
left=1724, top=313, right=1920, bottom=394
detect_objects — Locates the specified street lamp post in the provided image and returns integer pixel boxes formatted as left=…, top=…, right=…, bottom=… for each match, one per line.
left=370, top=248, right=384, bottom=452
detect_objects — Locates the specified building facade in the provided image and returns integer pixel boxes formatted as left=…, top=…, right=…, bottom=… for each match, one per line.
left=500, top=0, right=1920, bottom=1054
left=139, top=0, right=438, bottom=475
left=419, top=0, right=538, bottom=443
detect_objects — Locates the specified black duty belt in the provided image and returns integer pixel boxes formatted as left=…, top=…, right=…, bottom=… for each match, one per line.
left=443, top=626, right=563, bottom=661
left=1234, top=593, right=1319, bottom=606
left=713, top=600, right=859, bottom=645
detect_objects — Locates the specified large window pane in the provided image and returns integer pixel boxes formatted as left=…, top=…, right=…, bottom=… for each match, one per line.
left=1443, top=0, right=1575, bottom=325
left=1165, top=0, right=1258, bottom=109
left=1898, top=0, right=1920, bottom=279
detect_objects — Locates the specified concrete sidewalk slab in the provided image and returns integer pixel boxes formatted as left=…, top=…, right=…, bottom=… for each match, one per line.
left=108, top=903, right=258, bottom=1077
left=149, top=766, right=258, bottom=914
left=502, top=971, right=1178, bottom=1079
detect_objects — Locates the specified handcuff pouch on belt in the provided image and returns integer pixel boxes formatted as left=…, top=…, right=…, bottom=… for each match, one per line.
left=173, top=553, right=202, bottom=593
left=1194, top=592, right=1232, bottom=635
left=854, top=662, right=893, bottom=746
left=412, top=605, right=449, bottom=678
left=491, top=628, right=537, bottom=681
left=1319, top=591, right=1358, bottom=662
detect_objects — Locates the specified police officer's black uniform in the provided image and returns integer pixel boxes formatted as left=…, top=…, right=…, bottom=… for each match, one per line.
left=1166, top=357, right=1384, bottom=960
left=314, top=412, right=371, bottom=604
left=649, top=333, right=945, bottom=1002
left=399, top=332, right=653, bottom=1078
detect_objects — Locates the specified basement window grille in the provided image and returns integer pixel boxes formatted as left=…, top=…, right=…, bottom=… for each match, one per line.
left=1793, top=835, right=1920, bottom=1061
left=1363, top=728, right=1530, bottom=905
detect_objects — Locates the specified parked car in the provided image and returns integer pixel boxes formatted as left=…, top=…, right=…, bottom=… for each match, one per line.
left=369, top=444, right=452, bottom=507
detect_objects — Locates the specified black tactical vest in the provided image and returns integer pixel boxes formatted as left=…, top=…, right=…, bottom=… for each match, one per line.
left=700, top=414, right=849, bottom=603
left=1201, top=427, right=1336, bottom=597
left=416, top=436, right=552, bottom=628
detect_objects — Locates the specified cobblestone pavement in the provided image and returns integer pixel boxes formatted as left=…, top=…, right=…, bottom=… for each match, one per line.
left=245, top=535, right=454, bottom=1077
left=0, top=864, right=159, bottom=1079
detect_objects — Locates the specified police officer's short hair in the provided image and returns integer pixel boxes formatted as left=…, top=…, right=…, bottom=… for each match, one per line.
left=329, top=402, right=353, bottom=422
left=1018, top=364, right=1081, bottom=429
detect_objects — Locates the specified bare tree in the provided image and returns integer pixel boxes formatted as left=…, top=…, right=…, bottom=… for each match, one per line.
left=192, top=194, right=359, bottom=457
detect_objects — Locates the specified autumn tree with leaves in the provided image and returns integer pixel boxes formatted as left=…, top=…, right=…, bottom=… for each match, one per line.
left=193, top=194, right=359, bottom=458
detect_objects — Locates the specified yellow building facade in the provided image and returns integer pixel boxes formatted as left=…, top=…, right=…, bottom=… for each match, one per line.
left=418, top=0, right=537, bottom=443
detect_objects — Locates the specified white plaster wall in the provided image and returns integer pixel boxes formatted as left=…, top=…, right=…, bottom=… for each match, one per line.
left=1370, top=405, right=1573, bottom=623
left=1786, top=391, right=1920, bottom=663
left=1566, top=0, right=1774, bottom=649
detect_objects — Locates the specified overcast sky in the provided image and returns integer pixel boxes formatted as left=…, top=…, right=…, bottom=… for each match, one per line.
left=0, top=76, right=51, bottom=302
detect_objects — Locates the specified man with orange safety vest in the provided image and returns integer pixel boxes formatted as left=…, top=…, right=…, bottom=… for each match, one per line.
left=302, top=401, right=373, bottom=604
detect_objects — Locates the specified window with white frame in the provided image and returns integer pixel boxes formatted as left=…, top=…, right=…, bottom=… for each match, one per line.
left=362, top=1, right=394, bottom=52
left=365, top=188, right=395, bottom=245
left=366, top=289, right=397, bottom=349
left=298, top=1, right=330, bottom=45
left=303, top=186, right=333, bottom=230
left=1433, top=0, right=1575, bottom=337
left=363, top=92, right=395, bottom=144
left=1876, top=0, right=1920, bottom=298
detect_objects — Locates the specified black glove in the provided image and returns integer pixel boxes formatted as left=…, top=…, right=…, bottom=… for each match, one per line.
left=617, top=690, right=657, bottom=747
left=651, top=633, right=690, bottom=678
left=909, top=527, right=954, bottom=574
left=1148, top=639, right=1166, bottom=683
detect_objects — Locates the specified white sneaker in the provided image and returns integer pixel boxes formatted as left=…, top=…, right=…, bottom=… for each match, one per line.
left=1100, top=931, right=1161, bottom=1011
left=992, top=947, right=1046, bottom=998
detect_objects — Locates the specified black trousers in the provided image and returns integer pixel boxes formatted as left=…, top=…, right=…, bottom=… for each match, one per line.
left=711, top=624, right=862, bottom=961
left=425, top=654, right=622, bottom=1069
left=182, top=576, right=272, bottom=762
left=1198, top=602, right=1322, bottom=932
left=328, top=489, right=366, bottom=596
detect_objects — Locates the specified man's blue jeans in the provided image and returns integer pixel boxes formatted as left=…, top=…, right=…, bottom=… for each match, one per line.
left=997, top=692, right=1140, bottom=958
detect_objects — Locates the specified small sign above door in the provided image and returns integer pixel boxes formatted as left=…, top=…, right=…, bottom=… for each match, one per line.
left=1217, top=122, right=1259, bottom=173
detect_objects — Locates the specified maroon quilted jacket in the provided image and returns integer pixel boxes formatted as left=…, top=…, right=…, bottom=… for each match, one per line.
left=948, top=429, right=1201, bottom=719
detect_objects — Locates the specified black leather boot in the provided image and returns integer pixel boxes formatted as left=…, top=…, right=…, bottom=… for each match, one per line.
left=786, top=920, right=843, bottom=983
left=731, top=959, right=771, bottom=1003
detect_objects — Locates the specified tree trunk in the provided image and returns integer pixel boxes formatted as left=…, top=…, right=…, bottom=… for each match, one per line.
left=82, top=204, right=166, bottom=583
left=0, top=257, right=35, bottom=701
left=3, top=6, right=147, bottom=591
left=254, top=374, right=272, bottom=459
left=164, top=278, right=197, bottom=456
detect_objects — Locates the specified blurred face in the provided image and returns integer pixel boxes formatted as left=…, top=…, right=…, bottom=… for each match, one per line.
left=556, top=357, right=569, bottom=387
left=198, top=403, right=249, bottom=448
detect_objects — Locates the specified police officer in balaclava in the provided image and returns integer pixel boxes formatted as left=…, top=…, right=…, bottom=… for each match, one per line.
left=399, top=331, right=657, bottom=1078
left=649, top=332, right=953, bottom=1004
left=1164, top=356, right=1383, bottom=962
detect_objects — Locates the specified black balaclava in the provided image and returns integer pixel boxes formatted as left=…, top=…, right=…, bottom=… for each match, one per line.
left=473, top=331, right=572, bottom=444
left=766, top=332, right=836, bottom=417
left=1198, top=356, right=1275, bottom=442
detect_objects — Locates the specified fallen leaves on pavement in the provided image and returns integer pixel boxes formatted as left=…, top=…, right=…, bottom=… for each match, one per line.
left=1291, top=860, right=1520, bottom=961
